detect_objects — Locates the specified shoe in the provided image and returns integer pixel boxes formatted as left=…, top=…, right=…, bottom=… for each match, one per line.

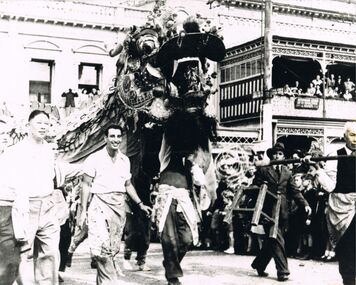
left=277, top=275, right=289, bottom=282
left=297, top=254, right=311, bottom=260
left=325, top=255, right=336, bottom=262
left=224, top=247, right=235, bottom=254
left=167, top=277, right=182, bottom=285
left=123, top=259, right=133, bottom=270
left=251, top=264, right=269, bottom=277
left=138, top=264, right=151, bottom=271
left=66, top=252, right=73, bottom=267
left=58, top=274, right=64, bottom=283
left=90, top=258, right=98, bottom=269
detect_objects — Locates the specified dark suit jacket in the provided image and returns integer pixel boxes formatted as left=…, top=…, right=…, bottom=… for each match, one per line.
left=253, top=164, right=309, bottom=232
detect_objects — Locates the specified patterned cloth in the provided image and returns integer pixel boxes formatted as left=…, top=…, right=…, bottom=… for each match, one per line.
left=88, top=192, right=127, bottom=258
left=153, top=184, right=200, bottom=245
left=326, top=192, right=356, bottom=247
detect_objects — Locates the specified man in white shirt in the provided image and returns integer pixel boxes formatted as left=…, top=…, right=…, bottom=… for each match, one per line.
left=78, top=124, right=151, bottom=285
left=313, top=121, right=356, bottom=285
left=8, top=110, right=60, bottom=285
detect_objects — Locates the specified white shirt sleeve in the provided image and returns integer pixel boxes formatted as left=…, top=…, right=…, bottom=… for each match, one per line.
left=315, top=151, right=337, bottom=193
left=83, top=154, right=97, bottom=179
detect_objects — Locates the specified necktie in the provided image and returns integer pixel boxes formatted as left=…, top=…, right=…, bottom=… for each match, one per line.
left=275, top=165, right=280, bottom=179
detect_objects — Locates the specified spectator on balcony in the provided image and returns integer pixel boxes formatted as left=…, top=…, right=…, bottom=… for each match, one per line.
left=79, top=89, right=90, bottom=109
left=326, top=74, right=336, bottom=89
left=283, top=84, right=294, bottom=97
left=62, top=88, right=78, bottom=117
left=343, top=90, right=353, bottom=101
left=335, top=75, right=344, bottom=94
left=315, top=85, right=323, bottom=98
left=344, top=77, right=355, bottom=95
left=312, top=75, right=323, bottom=89
left=290, top=81, right=302, bottom=95
left=89, top=88, right=100, bottom=102
left=326, top=86, right=338, bottom=99
left=306, top=83, right=316, bottom=96
left=334, top=86, right=342, bottom=99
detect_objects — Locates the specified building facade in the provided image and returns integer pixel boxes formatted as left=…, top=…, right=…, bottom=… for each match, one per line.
left=0, top=0, right=154, bottom=120
left=213, top=0, right=356, bottom=155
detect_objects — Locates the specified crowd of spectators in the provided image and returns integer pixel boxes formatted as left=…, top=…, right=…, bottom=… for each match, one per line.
left=198, top=146, right=335, bottom=263
left=60, top=87, right=101, bottom=117
left=281, top=74, right=356, bottom=100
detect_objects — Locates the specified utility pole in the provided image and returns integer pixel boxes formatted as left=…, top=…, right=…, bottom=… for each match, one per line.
left=262, top=0, right=273, bottom=146
left=264, top=0, right=273, bottom=93
left=320, top=52, right=327, bottom=118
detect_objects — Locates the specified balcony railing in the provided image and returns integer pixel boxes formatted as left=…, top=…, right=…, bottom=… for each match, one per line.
left=220, top=96, right=263, bottom=122
left=219, top=89, right=356, bottom=123
left=271, top=94, right=356, bottom=120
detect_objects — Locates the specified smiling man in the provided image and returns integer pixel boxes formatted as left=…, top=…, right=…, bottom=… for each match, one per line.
left=78, top=124, right=151, bottom=285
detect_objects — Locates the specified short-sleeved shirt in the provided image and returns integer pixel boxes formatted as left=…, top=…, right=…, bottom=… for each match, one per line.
left=0, top=150, right=17, bottom=202
left=84, top=147, right=131, bottom=194
left=7, top=138, right=55, bottom=198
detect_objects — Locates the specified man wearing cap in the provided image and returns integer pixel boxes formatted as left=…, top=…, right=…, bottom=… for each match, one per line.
left=313, top=121, right=356, bottom=285
left=251, top=142, right=311, bottom=282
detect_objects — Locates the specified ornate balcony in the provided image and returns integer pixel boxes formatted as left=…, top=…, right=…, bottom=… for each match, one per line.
left=271, top=93, right=356, bottom=121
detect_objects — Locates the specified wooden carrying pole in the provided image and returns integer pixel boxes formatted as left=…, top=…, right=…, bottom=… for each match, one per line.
left=255, top=155, right=356, bottom=167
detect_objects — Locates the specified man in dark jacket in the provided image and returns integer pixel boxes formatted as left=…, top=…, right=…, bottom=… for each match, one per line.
left=61, top=88, right=78, bottom=116
left=251, top=142, right=311, bottom=282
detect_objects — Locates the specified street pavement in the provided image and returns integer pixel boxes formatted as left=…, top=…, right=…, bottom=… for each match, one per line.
left=51, top=241, right=342, bottom=285
left=19, top=240, right=342, bottom=285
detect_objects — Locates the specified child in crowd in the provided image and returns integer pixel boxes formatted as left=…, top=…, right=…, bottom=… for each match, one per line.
left=286, top=173, right=304, bottom=258
left=210, top=188, right=235, bottom=254
left=298, top=174, right=317, bottom=260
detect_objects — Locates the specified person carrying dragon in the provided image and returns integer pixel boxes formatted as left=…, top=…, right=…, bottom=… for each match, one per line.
left=150, top=15, right=225, bottom=285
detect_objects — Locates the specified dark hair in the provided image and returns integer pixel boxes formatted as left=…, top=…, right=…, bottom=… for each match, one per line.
left=104, top=124, right=123, bottom=136
left=28, top=110, right=49, bottom=122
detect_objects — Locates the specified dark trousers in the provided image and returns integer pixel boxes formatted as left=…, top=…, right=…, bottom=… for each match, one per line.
left=161, top=200, right=193, bottom=281
left=285, top=212, right=303, bottom=256
left=124, top=210, right=151, bottom=265
left=251, top=226, right=290, bottom=277
left=0, top=206, right=20, bottom=285
left=336, top=217, right=355, bottom=285
left=59, top=219, right=72, bottom=272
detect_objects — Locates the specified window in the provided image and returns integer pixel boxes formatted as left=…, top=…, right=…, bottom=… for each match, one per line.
left=236, top=65, right=241, bottom=80
left=251, top=60, right=257, bottom=75
left=29, top=59, right=53, bottom=103
left=246, top=62, right=251, bottom=77
left=241, top=63, right=246, bottom=78
left=226, top=67, right=231, bottom=82
left=257, top=59, right=262, bottom=74
left=78, top=63, right=102, bottom=94
left=221, top=68, right=226, bottom=83
left=230, top=66, right=236, bottom=81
